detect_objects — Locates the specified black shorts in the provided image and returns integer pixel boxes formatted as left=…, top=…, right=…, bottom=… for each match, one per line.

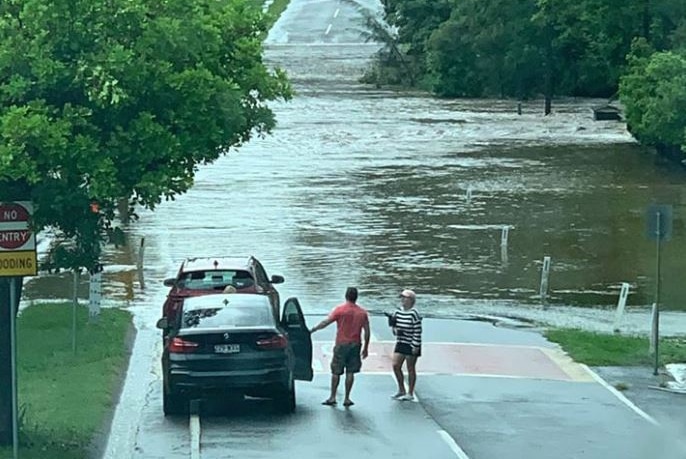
left=394, top=342, right=421, bottom=357
left=331, top=343, right=362, bottom=375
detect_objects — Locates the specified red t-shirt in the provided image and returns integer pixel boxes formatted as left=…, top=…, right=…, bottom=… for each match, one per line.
left=329, top=301, right=369, bottom=345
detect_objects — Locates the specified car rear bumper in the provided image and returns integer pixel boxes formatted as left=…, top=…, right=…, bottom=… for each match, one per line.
left=169, top=367, right=290, bottom=394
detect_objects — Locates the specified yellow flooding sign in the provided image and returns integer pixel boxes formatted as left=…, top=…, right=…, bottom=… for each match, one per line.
left=0, top=250, right=37, bottom=276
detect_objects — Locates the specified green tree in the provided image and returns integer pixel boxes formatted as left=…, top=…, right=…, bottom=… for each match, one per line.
left=620, top=42, right=686, bottom=157
left=0, top=0, right=291, bottom=446
left=0, top=0, right=291, bottom=270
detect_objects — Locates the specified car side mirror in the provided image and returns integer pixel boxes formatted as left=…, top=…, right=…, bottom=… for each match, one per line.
left=156, top=318, right=169, bottom=330
left=163, top=278, right=176, bottom=287
left=270, top=274, right=285, bottom=284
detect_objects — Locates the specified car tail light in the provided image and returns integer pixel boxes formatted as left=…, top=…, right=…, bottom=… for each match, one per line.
left=256, top=334, right=288, bottom=350
left=169, top=337, right=199, bottom=353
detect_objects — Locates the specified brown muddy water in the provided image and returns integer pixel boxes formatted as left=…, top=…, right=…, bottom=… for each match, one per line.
left=21, top=39, right=686, bottom=318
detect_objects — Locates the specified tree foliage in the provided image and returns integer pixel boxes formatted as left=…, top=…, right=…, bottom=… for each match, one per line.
left=372, top=0, right=686, bottom=99
left=620, top=42, right=686, bottom=155
left=0, top=0, right=291, bottom=269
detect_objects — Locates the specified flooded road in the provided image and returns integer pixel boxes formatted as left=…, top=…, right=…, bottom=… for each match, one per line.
left=24, top=0, right=686, bottom=315
left=87, top=2, right=686, bottom=458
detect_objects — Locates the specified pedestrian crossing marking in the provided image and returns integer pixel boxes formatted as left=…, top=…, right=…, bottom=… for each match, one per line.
left=312, top=340, right=593, bottom=382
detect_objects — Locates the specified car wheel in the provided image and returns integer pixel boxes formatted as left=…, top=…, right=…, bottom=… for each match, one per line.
left=163, top=384, right=185, bottom=416
left=275, top=381, right=296, bottom=414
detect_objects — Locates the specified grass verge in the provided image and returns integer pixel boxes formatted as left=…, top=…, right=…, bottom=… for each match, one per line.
left=544, top=328, right=686, bottom=366
left=0, top=304, right=134, bottom=459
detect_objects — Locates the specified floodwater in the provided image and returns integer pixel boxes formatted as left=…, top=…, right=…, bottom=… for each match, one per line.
left=22, top=1, right=686, bottom=316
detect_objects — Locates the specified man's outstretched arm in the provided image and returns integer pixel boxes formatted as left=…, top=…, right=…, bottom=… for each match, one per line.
left=310, top=317, right=333, bottom=333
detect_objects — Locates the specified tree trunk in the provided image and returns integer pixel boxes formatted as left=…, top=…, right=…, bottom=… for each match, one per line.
left=642, top=0, right=651, bottom=40
left=544, top=24, right=554, bottom=116
left=0, top=277, right=23, bottom=446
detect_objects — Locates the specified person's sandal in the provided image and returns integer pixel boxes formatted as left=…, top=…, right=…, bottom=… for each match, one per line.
left=390, top=392, right=406, bottom=400
left=321, top=399, right=337, bottom=406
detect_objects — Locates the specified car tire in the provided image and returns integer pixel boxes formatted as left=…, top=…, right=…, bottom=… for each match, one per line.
left=163, top=384, right=185, bottom=416
left=275, top=380, right=296, bottom=414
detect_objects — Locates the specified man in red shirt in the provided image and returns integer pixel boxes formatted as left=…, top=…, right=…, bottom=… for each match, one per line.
left=310, top=287, right=370, bottom=407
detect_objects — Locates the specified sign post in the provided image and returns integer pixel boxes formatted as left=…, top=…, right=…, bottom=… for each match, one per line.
left=646, top=204, right=672, bottom=376
left=0, top=202, right=37, bottom=459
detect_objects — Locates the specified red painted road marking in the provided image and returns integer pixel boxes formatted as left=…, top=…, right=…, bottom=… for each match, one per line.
left=313, top=341, right=577, bottom=381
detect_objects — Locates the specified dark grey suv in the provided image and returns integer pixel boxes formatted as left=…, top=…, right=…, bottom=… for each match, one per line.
left=157, top=293, right=313, bottom=415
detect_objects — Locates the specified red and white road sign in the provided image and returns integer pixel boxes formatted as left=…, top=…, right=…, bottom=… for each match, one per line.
left=0, top=202, right=37, bottom=276
left=0, top=202, right=35, bottom=251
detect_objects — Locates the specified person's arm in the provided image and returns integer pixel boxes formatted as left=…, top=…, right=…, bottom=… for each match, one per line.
left=310, top=316, right=333, bottom=333
left=311, top=307, right=338, bottom=333
left=361, top=317, right=370, bottom=359
left=411, top=312, right=422, bottom=355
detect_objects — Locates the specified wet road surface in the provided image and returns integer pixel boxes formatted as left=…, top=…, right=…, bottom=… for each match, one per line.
left=109, top=313, right=685, bottom=459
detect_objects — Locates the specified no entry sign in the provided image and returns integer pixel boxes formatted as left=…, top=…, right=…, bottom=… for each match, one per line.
left=0, top=202, right=37, bottom=276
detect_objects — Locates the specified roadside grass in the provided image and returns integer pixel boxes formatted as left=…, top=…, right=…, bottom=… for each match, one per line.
left=0, top=304, right=133, bottom=459
left=544, top=328, right=686, bottom=366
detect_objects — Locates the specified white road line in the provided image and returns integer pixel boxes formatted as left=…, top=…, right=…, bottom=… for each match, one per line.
left=325, top=23, right=332, bottom=35
left=333, top=8, right=340, bottom=18
left=581, top=364, right=659, bottom=426
left=190, top=413, right=201, bottom=459
left=438, top=430, right=471, bottom=458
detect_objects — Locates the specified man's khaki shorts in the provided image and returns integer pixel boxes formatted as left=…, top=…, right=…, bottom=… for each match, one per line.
left=330, top=343, right=362, bottom=375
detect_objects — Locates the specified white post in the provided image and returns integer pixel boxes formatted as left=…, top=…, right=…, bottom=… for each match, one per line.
left=465, top=187, right=473, bottom=203
left=89, top=268, right=102, bottom=322
left=539, top=256, right=551, bottom=304
left=612, top=283, right=630, bottom=333
left=501, top=226, right=510, bottom=266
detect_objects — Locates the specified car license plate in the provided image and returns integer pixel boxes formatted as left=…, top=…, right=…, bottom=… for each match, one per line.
left=214, top=344, right=240, bottom=354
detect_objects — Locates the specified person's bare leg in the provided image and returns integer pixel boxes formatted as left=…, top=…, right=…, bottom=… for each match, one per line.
left=344, top=372, right=355, bottom=405
left=326, top=374, right=340, bottom=403
left=392, top=353, right=406, bottom=396
left=406, top=356, right=417, bottom=396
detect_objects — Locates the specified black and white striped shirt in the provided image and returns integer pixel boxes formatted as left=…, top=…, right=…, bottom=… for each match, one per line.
left=392, top=308, right=422, bottom=349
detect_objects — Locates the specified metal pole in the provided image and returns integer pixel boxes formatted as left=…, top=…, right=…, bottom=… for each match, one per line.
left=72, top=270, right=78, bottom=355
left=10, top=277, right=19, bottom=459
left=137, top=237, right=145, bottom=290
left=653, top=212, right=661, bottom=376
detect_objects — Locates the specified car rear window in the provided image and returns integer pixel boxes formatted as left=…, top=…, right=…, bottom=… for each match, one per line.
left=178, top=270, right=254, bottom=290
left=181, top=304, right=274, bottom=329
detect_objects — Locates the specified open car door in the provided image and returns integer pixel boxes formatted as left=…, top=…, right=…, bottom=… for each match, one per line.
left=282, top=297, right=313, bottom=381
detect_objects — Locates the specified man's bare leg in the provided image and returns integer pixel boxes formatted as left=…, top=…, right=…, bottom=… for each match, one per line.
left=343, top=372, right=355, bottom=405
left=325, top=374, right=340, bottom=403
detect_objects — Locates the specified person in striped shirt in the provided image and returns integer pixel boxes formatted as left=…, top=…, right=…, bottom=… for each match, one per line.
left=390, top=289, right=422, bottom=401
